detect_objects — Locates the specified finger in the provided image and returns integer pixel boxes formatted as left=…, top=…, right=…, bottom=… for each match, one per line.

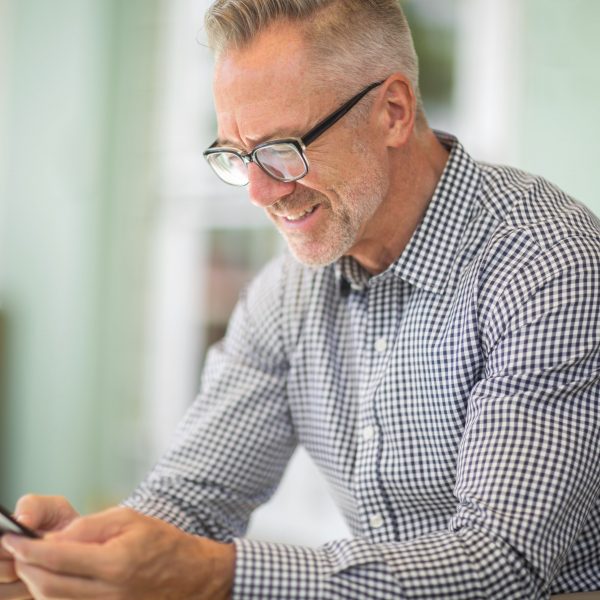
left=0, top=557, right=18, bottom=583
left=2, top=536, right=111, bottom=580
left=51, top=507, right=134, bottom=544
left=0, top=580, right=32, bottom=599
left=14, top=496, right=78, bottom=532
left=15, top=561, right=114, bottom=599
left=0, top=538, right=19, bottom=561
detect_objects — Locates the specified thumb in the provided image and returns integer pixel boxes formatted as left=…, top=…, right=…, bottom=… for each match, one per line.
left=14, top=495, right=79, bottom=532
left=49, top=507, right=133, bottom=544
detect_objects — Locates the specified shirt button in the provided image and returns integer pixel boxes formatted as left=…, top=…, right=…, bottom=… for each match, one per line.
left=369, top=514, right=384, bottom=529
left=374, top=337, right=388, bottom=353
left=362, top=426, right=375, bottom=441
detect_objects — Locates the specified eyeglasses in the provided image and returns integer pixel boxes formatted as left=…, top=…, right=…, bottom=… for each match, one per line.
left=203, top=79, right=386, bottom=186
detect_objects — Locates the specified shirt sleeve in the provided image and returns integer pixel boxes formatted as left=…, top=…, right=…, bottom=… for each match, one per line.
left=124, top=255, right=297, bottom=541
left=232, top=235, right=600, bottom=600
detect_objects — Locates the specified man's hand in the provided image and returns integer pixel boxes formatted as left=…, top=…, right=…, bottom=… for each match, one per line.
left=1, top=507, right=235, bottom=600
left=0, top=495, right=79, bottom=599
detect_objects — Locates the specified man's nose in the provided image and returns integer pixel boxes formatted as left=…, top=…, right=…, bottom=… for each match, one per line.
left=247, top=162, right=296, bottom=208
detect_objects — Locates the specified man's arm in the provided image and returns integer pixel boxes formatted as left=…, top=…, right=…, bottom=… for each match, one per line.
left=229, top=236, right=600, bottom=599
left=124, top=254, right=297, bottom=540
left=1, top=256, right=295, bottom=599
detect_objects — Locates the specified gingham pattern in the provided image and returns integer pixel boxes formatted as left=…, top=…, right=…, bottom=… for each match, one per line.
left=126, top=133, right=600, bottom=599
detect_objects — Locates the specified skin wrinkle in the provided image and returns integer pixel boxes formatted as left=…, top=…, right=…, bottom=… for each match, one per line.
left=269, top=155, right=387, bottom=267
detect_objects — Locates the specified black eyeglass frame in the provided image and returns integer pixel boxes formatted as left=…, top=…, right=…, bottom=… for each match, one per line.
left=203, top=78, right=386, bottom=186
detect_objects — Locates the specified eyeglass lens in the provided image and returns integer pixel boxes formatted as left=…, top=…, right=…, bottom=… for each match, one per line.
left=205, top=152, right=248, bottom=186
left=254, top=143, right=307, bottom=182
left=207, top=142, right=307, bottom=186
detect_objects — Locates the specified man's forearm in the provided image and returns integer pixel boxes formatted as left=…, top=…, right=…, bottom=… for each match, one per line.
left=200, top=539, right=236, bottom=600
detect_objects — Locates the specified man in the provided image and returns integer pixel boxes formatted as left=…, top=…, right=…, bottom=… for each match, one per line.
left=1, top=0, right=599, bottom=598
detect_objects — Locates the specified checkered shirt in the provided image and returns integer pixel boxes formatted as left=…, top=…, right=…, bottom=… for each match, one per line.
left=126, top=133, right=600, bottom=599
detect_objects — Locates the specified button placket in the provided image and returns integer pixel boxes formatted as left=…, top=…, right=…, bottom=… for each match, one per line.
left=356, top=277, right=401, bottom=543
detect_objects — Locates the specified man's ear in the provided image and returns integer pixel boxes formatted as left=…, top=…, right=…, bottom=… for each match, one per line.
left=377, top=74, right=417, bottom=149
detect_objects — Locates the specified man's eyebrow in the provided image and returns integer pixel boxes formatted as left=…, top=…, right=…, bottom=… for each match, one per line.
left=216, top=128, right=305, bottom=149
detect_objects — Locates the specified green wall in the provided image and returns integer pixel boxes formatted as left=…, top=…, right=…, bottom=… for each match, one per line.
left=0, top=0, right=159, bottom=511
left=518, top=0, right=600, bottom=216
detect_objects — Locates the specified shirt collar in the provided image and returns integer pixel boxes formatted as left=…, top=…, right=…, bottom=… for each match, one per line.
left=335, top=131, right=482, bottom=295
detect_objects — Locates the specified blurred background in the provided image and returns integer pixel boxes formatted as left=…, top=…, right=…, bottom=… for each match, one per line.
left=0, top=0, right=599, bottom=546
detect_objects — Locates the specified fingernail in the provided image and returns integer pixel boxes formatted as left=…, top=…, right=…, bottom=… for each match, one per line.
left=14, top=513, right=31, bottom=526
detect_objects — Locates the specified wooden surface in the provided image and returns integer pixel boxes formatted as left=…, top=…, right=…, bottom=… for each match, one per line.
left=552, top=593, right=600, bottom=599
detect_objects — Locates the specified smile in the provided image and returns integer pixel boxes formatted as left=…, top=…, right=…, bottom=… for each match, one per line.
left=284, top=205, right=318, bottom=222
left=275, top=204, right=322, bottom=231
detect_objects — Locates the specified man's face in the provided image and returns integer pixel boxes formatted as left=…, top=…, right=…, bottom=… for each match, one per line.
left=213, top=24, right=389, bottom=268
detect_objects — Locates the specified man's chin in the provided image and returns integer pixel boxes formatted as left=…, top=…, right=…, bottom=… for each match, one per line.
left=285, top=240, right=344, bottom=269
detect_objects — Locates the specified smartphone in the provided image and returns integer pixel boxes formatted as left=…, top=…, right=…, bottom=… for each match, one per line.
left=0, top=504, right=40, bottom=539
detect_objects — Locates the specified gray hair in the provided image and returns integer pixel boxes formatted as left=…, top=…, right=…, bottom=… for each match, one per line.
left=205, top=0, right=425, bottom=120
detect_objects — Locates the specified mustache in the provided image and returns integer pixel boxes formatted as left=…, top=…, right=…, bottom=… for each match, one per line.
left=271, top=188, right=328, bottom=214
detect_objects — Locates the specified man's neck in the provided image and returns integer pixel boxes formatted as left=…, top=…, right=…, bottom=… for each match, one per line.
left=348, top=128, right=450, bottom=275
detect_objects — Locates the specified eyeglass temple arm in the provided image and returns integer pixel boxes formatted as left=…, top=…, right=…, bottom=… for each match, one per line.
left=301, top=80, right=386, bottom=147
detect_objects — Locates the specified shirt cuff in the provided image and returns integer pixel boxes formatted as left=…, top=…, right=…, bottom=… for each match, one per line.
left=233, top=538, right=327, bottom=600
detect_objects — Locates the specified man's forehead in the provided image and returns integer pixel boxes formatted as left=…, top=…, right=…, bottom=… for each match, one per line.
left=214, top=22, right=309, bottom=83
left=213, top=93, right=307, bottom=147
left=215, top=25, right=311, bottom=93
left=212, top=24, right=323, bottom=146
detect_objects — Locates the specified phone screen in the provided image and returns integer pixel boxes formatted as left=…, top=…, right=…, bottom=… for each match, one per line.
left=0, top=505, right=39, bottom=539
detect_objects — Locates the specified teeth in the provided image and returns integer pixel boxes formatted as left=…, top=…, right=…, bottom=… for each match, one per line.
left=285, top=206, right=316, bottom=221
